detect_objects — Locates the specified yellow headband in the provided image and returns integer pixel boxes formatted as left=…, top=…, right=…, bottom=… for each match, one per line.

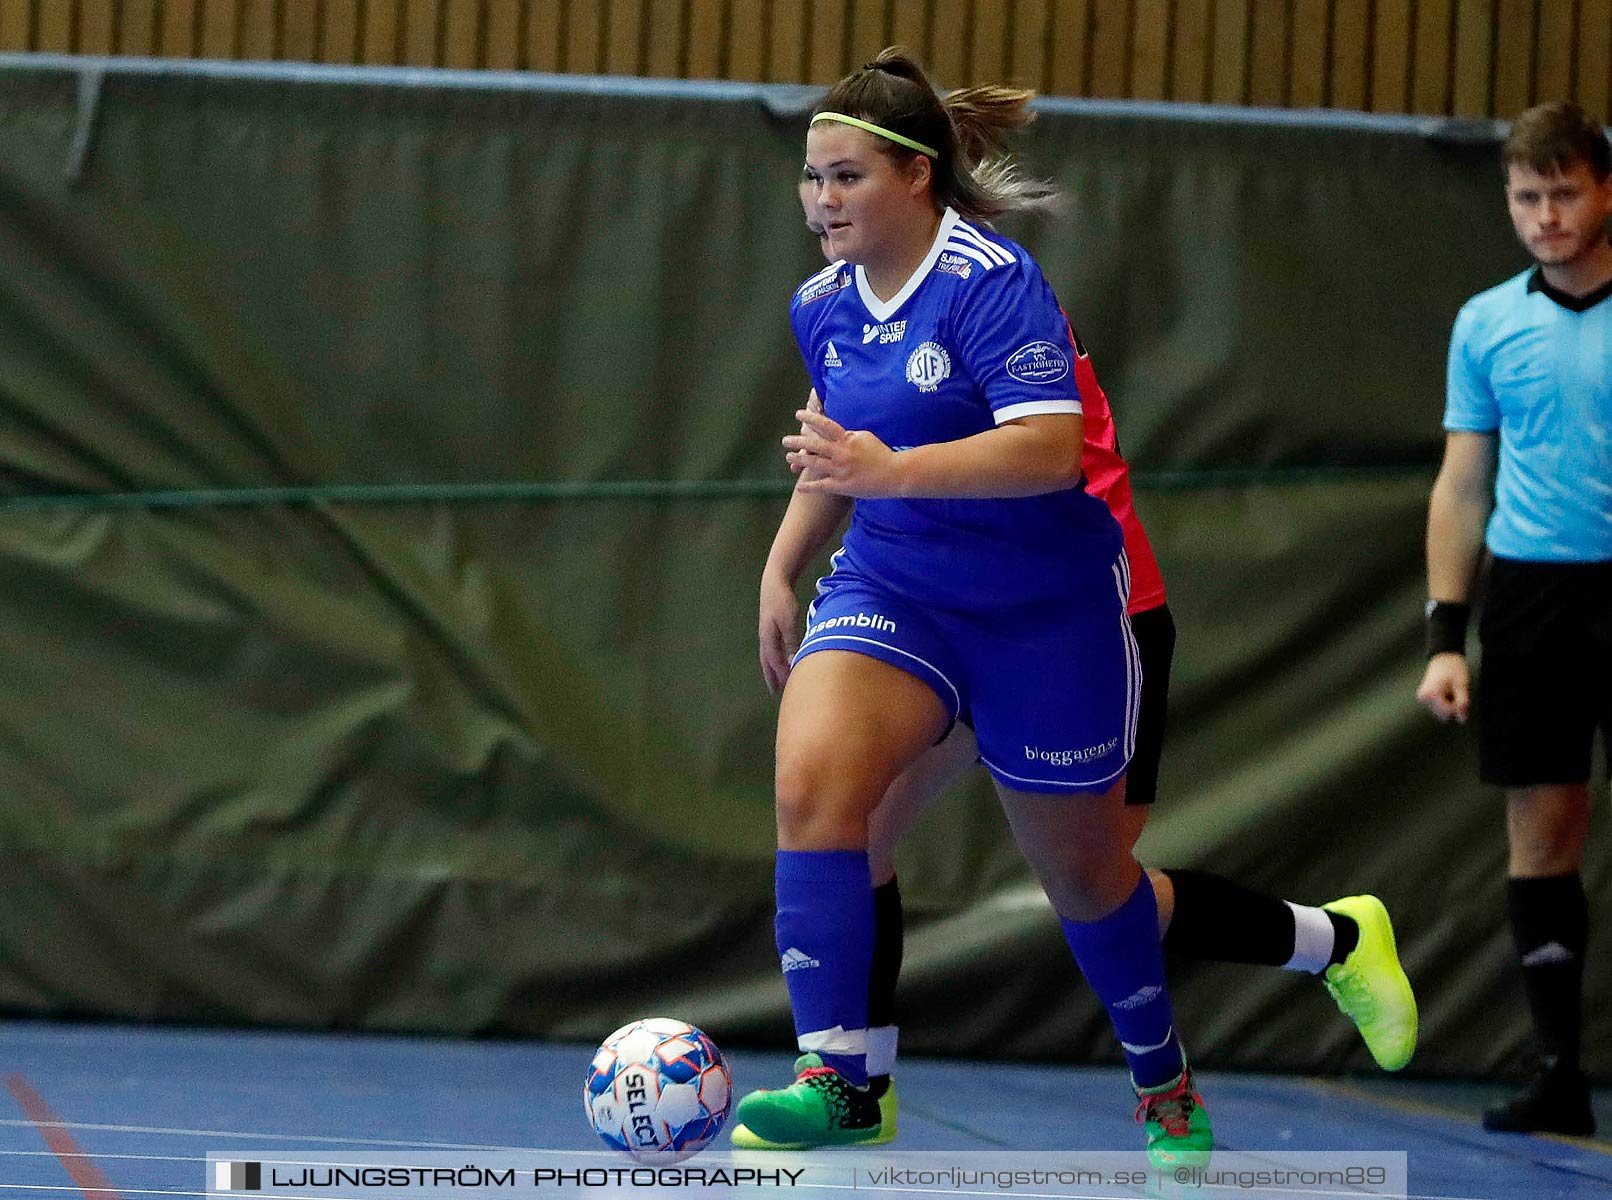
left=809, top=112, right=939, bottom=159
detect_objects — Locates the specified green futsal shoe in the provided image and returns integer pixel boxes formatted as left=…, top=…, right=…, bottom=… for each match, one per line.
left=731, top=1076, right=897, bottom=1149
left=1321, top=894, right=1418, bottom=1071
left=1134, top=1059, right=1212, bottom=1169
left=732, top=1054, right=889, bottom=1148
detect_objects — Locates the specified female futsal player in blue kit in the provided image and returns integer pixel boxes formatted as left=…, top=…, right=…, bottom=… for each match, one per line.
left=733, top=95, right=1418, bottom=1156
left=734, top=49, right=1211, bottom=1166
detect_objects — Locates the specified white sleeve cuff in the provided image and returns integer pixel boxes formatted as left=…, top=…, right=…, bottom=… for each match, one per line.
left=994, top=399, right=1082, bottom=424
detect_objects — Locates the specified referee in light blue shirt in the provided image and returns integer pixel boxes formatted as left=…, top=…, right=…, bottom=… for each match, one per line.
left=1417, top=102, right=1612, bottom=1136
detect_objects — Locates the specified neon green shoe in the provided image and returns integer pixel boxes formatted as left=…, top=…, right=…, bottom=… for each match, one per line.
left=1134, top=1060, right=1212, bottom=1169
left=1321, top=894, right=1418, bottom=1071
left=731, top=1076, right=897, bottom=1149
left=732, top=1055, right=888, bottom=1148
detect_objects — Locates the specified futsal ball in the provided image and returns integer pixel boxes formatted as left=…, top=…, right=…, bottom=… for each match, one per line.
left=583, top=1017, right=732, bottom=1160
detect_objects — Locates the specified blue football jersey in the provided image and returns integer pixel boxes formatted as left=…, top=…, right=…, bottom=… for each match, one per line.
left=1445, top=266, right=1612, bottom=562
left=789, top=208, right=1123, bottom=610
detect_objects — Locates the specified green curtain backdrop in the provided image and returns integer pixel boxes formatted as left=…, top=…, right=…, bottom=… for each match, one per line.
left=0, top=55, right=1603, bottom=1079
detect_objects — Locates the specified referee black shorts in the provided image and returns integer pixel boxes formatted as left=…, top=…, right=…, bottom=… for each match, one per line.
left=1477, top=556, right=1612, bottom=788
left=1125, top=603, right=1176, bottom=806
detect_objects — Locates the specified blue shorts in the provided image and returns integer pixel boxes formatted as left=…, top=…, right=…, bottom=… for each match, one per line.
left=792, top=557, right=1139, bottom=794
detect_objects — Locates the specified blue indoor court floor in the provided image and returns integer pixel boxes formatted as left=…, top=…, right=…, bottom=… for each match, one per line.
left=0, top=1021, right=1608, bottom=1200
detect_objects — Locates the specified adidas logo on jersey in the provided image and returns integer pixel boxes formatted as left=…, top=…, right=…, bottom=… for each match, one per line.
left=861, top=319, right=907, bottom=345
left=781, top=947, right=821, bottom=971
left=823, top=341, right=844, bottom=368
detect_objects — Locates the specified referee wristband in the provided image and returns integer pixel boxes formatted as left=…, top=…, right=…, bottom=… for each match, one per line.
left=1424, top=600, right=1470, bottom=658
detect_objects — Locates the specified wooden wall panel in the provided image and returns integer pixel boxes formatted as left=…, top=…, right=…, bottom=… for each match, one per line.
left=79, top=0, right=116, bottom=53
left=1087, top=0, right=1129, bottom=99
left=1329, top=0, right=1370, bottom=111
left=0, top=0, right=32, bottom=52
left=1528, top=0, right=1566, bottom=106
left=1171, top=0, right=1213, bottom=103
left=1535, top=0, right=1577, bottom=108
left=888, top=1, right=927, bottom=65
left=1369, top=0, right=1413, bottom=113
left=239, top=0, right=279, bottom=60
left=606, top=0, right=643, bottom=76
left=363, top=0, right=403, bottom=65
left=728, top=0, right=767, bottom=80
left=483, top=0, right=521, bottom=70
left=685, top=0, right=723, bottom=79
left=118, top=0, right=161, bottom=56
left=970, top=0, right=1009, bottom=86
left=1289, top=0, right=1330, bottom=108
left=1049, top=0, right=1092, bottom=99
left=36, top=0, right=73, bottom=51
left=1008, top=0, right=1049, bottom=91
left=564, top=0, right=603, bottom=73
left=157, top=0, right=200, bottom=57
left=1210, top=0, right=1251, bottom=105
left=1451, top=0, right=1494, bottom=117
left=648, top=0, right=684, bottom=77
left=442, top=0, right=483, bottom=69
left=1578, top=0, right=1612, bottom=121
left=809, top=0, right=848, bottom=85
left=928, top=0, right=971, bottom=88
left=766, top=0, right=802, bottom=81
left=1492, top=0, right=1537, bottom=117
left=30, top=0, right=1608, bottom=120
left=200, top=0, right=239, bottom=60
left=1248, top=0, right=1290, bottom=108
left=526, top=0, right=564, bottom=72
left=1411, top=0, right=1454, bottom=115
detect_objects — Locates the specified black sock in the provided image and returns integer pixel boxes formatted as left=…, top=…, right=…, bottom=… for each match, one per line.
left=1160, top=868, right=1298, bottom=966
left=867, top=877, right=903, bottom=1085
left=1327, top=911, right=1359, bottom=966
left=1507, top=873, right=1588, bottom=1072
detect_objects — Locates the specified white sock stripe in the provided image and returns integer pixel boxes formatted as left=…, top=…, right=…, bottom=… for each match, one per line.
left=798, top=1025, right=869, bottom=1056
left=1113, top=555, right=1141, bottom=761
left=1120, top=1026, right=1176, bottom=1056
left=1285, top=902, right=1336, bottom=974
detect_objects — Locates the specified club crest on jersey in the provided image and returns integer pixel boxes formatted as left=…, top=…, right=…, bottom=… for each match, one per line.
left=823, top=341, right=844, bottom=368
left=905, top=341, right=951, bottom=393
left=1005, top=340, right=1072, bottom=384
left=861, top=319, right=907, bottom=345
left=937, top=252, right=972, bottom=279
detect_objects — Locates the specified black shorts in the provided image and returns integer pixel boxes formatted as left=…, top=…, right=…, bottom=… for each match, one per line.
left=1125, top=604, right=1176, bottom=806
left=1477, top=557, right=1612, bottom=787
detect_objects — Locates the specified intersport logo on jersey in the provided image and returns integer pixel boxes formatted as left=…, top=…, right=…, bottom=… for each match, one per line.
left=862, top=320, right=907, bottom=344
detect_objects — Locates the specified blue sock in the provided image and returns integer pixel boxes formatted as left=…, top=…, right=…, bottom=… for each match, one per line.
left=1059, top=871, right=1182, bottom=1088
left=774, top=849, right=874, bottom=1086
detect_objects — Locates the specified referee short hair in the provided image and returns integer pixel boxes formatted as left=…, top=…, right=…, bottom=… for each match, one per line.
left=1503, top=101, right=1612, bottom=182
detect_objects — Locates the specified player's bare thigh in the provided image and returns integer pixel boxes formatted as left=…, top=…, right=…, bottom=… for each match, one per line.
left=776, top=649, right=950, bottom=851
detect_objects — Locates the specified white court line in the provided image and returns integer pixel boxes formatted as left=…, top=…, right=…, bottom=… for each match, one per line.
left=0, top=1120, right=564, bottom=1155
left=0, top=1150, right=582, bottom=1166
